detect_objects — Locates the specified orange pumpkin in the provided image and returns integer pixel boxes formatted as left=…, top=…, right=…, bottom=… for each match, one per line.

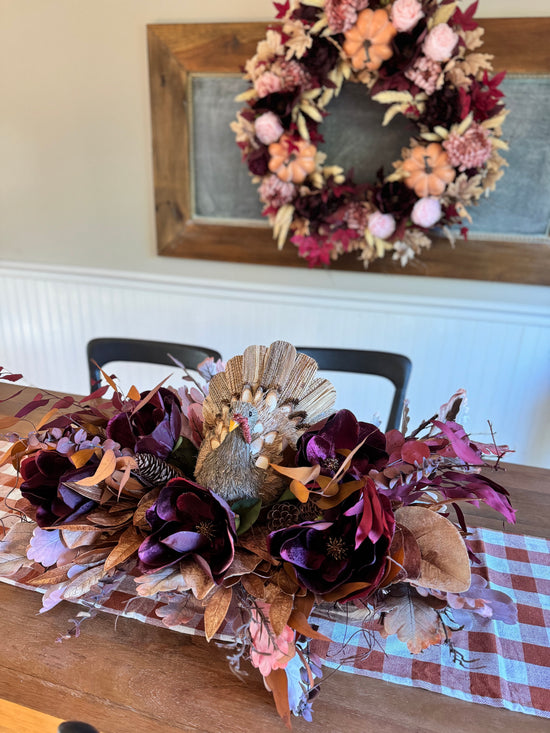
left=401, top=143, right=456, bottom=197
left=268, top=135, right=316, bottom=184
left=343, top=8, right=397, bottom=71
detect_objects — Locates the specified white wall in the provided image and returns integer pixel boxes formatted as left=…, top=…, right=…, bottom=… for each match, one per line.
left=1, top=1, right=549, bottom=467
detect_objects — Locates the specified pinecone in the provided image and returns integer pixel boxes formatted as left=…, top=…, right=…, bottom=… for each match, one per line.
left=297, top=499, right=322, bottom=523
left=267, top=502, right=300, bottom=531
left=134, top=452, right=183, bottom=486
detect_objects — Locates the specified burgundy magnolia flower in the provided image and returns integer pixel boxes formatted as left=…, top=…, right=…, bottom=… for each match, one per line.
left=300, top=37, right=341, bottom=85
left=106, top=387, right=182, bottom=460
left=296, top=409, right=387, bottom=479
left=420, top=84, right=462, bottom=128
left=375, top=180, right=417, bottom=218
left=138, top=478, right=237, bottom=582
left=268, top=480, right=394, bottom=600
left=20, top=450, right=99, bottom=527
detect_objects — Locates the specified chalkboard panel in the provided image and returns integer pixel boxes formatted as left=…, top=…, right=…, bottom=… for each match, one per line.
left=191, top=74, right=550, bottom=241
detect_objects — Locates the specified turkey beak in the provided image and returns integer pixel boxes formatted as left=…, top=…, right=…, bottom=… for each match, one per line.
left=229, top=419, right=238, bottom=433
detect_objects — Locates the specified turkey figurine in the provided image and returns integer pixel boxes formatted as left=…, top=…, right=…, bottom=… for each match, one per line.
left=194, top=341, right=336, bottom=503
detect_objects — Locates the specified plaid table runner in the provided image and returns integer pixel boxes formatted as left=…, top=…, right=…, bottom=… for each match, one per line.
left=1, top=448, right=549, bottom=719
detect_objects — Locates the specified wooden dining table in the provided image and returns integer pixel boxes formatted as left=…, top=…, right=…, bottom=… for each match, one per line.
left=0, top=382, right=548, bottom=733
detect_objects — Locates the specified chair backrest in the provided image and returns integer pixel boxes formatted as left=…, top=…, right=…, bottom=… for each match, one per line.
left=87, top=338, right=222, bottom=393
left=296, top=347, right=412, bottom=432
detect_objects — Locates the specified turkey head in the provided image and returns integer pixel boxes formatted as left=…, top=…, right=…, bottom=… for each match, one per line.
left=194, top=341, right=336, bottom=503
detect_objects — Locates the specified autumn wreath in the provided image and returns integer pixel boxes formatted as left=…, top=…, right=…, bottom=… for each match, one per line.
left=232, top=0, right=508, bottom=268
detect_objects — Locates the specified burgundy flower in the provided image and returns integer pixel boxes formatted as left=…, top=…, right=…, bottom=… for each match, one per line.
left=247, top=145, right=270, bottom=176
left=420, top=85, right=462, bottom=129
left=138, top=478, right=237, bottom=582
left=296, top=409, right=387, bottom=479
left=253, top=90, right=300, bottom=127
left=375, top=180, right=417, bottom=218
left=268, top=480, right=394, bottom=600
left=300, top=37, right=340, bottom=85
left=20, top=450, right=99, bottom=528
left=106, top=387, right=182, bottom=460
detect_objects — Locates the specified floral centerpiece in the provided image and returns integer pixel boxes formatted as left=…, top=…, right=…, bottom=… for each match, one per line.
left=0, top=342, right=516, bottom=726
left=232, top=0, right=508, bottom=267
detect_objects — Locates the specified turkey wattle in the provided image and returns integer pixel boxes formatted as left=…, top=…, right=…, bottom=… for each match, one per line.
left=194, top=341, right=336, bottom=503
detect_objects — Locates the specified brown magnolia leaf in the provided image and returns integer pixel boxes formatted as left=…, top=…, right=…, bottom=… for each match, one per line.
left=240, top=573, right=266, bottom=600
left=69, top=448, right=97, bottom=469
left=269, top=591, right=294, bottom=637
left=26, top=564, right=73, bottom=586
left=61, top=528, right=103, bottom=549
left=179, top=558, right=215, bottom=600
left=74, top=546, right=112, bottom=565
left=135, top=567, right=190, bottom=596
left=273, top=567, right=299, bottom=596
left=238, top=525, right=274, bottom=564
left=204, top=585, right=232, bottom=641
left=104, top=525, right=142, bottom=572
left=395, top=506, right=471, bottom=592
left=0, top=521, right=35, bottom=555
left=223, top=548, right=262, bottom=579
left=378, top=584, right=447, bottom=653
left=156, top=592, right=204, bottom=627
left=266, top=669, right=291, bottom=729
left=62, top=564, right=106, bottom=600
left=86, top=510, right=134, bottom=528
left=133, top=487, right=160, bottom=529
left=75, top=449, right=116, bottom=486
left=62, top=481, right=103, bottom=503
left=287, top=610, right=331, bottom=642
left=380, top=524, right=422, bottom=588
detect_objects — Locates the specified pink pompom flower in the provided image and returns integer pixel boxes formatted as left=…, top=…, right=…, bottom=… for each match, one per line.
left=254, top=71, right=283, bottom=99
left=391, top=0, right=424, bottom=33
left=443, top=123, right=493, bottom=172
left=423, top=24, right=459, bottom=62
left=254, top=112, right=284, bottom=145
left=411, top=197, right=442, bottom=228
left=368, top=211, right=396, bottom=240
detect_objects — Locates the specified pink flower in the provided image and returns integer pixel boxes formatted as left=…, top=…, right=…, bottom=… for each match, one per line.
left=325, top=0, right=366, bottom=33
left=254, top=112, right=284, bottom=145
left=423, top=24, right=459, bottom=62
left=249, top=602, right=295, bottom=677
left=281, top=60, right=311, bottom=90
left=411, top=197, right=442, bottom=228
left=258, top=174, right=295, bottom=208
left=368, top=211, right=396, bottom=239
left=254, top=71, right=283, bottom=98
left=405, top=56, right=442, bottom=95
left=443, top=123, right=492, bottom=171
left=391, top=0, right=424, bottom=33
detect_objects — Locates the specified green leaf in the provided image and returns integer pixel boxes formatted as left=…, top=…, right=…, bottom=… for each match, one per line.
left=168, top=436, right=198, bottom=476
left=231, top=497, right=262, bottom=536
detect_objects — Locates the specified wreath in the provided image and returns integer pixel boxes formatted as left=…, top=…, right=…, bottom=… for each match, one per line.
left=232, top=0, right=508, bottom=268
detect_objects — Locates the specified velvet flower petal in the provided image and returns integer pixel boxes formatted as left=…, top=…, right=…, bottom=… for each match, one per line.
left=138, top=477, right=237, bottom=582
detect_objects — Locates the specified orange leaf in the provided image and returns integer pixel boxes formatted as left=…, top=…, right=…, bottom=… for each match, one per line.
left=319, top=434, right=369, bottom=495
left=204, top=585, right=232, bottom=641
left=75, top=449, right=116, bottom=486
left=288, top=610, right=330, bottom=642
left=35, top=407, right=59, bottom=431
left=270, top=463, right=320, bottom=484
left=320, top=581, right=371, bottom=603
left=127, top=385, right=141, bottom=401
left=0, top=416, right=19, bottom=430
left=269, top=591, right=294, bottom=637
left=69, top=448, right=96, bottom=469
left=104, top=526, right=143, bottom=572
left=266, top=669, right=291, bottom=729
left=316, top=479, right=365, bottom=509
left=92, top=361, right=119, bottom=393
left=130, top=375, right=171, bottom=416
left=289, top=479, right=310, bottom=503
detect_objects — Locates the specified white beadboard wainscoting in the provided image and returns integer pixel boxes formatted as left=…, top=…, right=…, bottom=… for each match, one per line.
left=0, top=261, right=548, bottom=468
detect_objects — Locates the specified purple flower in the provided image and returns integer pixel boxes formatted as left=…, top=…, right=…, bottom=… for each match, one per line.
left=138, top=478, right=237, bottom=582
left=296, top=409, right=387, bottom=479
left=106, top=387, right=182, bottom=460
left=268, top=481, right=394, bottom=601
left=20, top=451, right=99, bottom=528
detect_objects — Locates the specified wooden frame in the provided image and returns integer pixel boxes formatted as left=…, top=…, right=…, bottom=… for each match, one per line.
left=147, top=19, right=550, bottom=284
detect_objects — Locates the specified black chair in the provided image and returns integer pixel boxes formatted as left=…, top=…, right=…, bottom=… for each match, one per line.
left=87, top=338, right=222, bottom=393
left=296, top=347, right=412, bottom=432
